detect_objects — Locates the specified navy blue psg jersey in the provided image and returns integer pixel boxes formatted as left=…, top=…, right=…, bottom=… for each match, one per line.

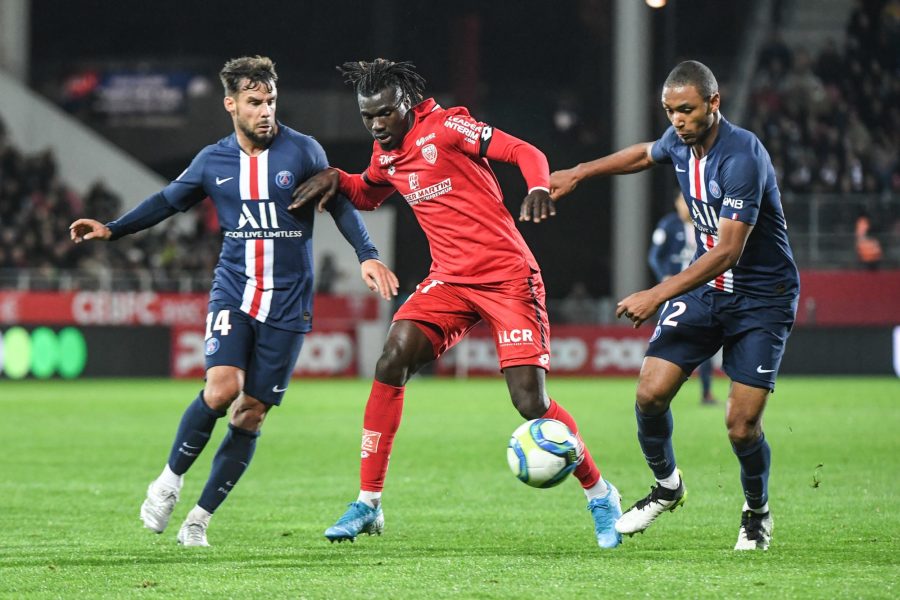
left=651, top=117, right=799, bottom=299
left=160, top=124, right=377, bottom=332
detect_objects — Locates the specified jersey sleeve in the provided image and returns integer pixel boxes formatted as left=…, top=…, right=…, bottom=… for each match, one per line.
left=300, top=135, right=330, bottom=178
left=160, top=147, right=212, bottom=211
left=441, top=111, right=549, bottom=191
left=336, top=166, right=395, bottom=211
left=650, top=127, right=677, bottom=164
left=326, top=193, right=380, bottom=262
left=719, top=152, right=765, bottom=225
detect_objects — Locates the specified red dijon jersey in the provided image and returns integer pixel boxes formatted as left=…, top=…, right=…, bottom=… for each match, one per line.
left=337, top=98, right=549, bottom=283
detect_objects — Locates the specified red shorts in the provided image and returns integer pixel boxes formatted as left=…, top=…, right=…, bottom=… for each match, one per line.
left=393, top=274, right=551, bottom=371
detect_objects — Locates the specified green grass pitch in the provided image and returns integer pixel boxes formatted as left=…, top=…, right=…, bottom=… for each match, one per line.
left=1, top=376, right=898, bottom=598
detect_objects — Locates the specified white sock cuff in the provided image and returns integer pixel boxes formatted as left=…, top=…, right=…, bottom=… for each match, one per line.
left=584, top=478, right=610, bottom=500
left=358, top=491, right=382, bottom=507
left=657, top=469, right=681, bottom=490
left=158, top=464, right=184, bottom=489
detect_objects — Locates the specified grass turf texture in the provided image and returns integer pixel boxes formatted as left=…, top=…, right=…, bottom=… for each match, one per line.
left=1, top=377, right=897, bottom=598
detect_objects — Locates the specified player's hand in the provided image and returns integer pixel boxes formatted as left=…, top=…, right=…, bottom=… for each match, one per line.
left=360, top=259, right=399, bottom=301
left=616, top=289, right=663, bottom=329
left=518, top=188, right=556, bottom=223
left=549, top=167, right=580, bottom=200
left=289, top=168, right=340, bottom=213
left=69, top=219, right=111, bottom=243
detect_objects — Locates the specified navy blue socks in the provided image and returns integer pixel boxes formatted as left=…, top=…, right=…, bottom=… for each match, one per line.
left=198, top=424, right=259, bottom=514
left=167, top=391, right=226, bottom=475
left=732, top=433, right=771, bottom=510
left=635, top=404, right=677, bottom=481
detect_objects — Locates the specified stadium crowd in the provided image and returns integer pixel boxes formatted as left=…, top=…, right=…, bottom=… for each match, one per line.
left=2, top=0, right=897, bottom=288
left=747, top=0, right=899, bottom=196
left=0, top=116, right=218, bottom=290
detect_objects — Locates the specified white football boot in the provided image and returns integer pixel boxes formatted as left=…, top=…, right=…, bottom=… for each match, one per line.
left=615, top=469, right=686, bottom=536
left=140, top=480, right=179, bottom=533
left=177, top=514, right=211, bottom=547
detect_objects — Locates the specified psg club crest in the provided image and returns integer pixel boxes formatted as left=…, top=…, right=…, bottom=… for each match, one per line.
left=708, top=179, right=722, bottom=198
left=275, top=170, right=295, bottom=189
left=408, top=172, right=420, bottom=190
left=205, top=337, right=220, bottom=356
left=421, top=143, right=438, bottom=164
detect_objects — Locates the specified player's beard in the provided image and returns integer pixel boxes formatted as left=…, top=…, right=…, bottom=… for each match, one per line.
left=238, top=118, right=275, bottom=148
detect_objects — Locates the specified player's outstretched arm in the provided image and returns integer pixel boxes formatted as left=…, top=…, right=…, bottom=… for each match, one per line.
left=550, top=142, right=656, bottom=200
left=360, top=259, right=399, bottom=301
left=69, top=219, right=111, bottom=243
left=290, top=168, right=341, bottom=213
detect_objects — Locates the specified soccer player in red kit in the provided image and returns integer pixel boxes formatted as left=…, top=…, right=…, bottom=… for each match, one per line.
left=290, top=59, right=622, bottom=549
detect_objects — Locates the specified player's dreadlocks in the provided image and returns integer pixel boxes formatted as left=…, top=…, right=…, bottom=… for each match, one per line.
left=664, top=60, right=719, bottom=99
left=220, top=55, right=278, bottom=96
left=338, top=59, right=427, bottom=105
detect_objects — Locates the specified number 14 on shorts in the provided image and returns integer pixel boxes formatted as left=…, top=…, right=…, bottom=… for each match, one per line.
left=206, top=309, right=233, bottom=338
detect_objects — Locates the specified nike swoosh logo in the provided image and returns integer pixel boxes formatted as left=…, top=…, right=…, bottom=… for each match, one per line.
left=216, top=176, right=234, bottom=185
left=183, top=443, right=201, bottom=449
left=756, top=366, right=775, bottom=374
left=272, top=385, right=287, bottom=393
left=675, top=165, right=686, bottom=173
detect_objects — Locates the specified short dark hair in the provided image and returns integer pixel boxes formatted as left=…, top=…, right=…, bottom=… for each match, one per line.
left=219, top=55, right=277, bottom=96
left=664, top=60, right=718, bottom=99
left=338, top=59, right=426, bottom=105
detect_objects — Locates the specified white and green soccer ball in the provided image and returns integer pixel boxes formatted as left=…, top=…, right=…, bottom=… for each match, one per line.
left=506, top=418, right=584, bottom=488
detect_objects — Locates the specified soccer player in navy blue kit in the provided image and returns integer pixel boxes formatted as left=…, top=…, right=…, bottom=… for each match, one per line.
left=648, top=192, right=718, bottom=406
left=70, top=56, right=398, bottom=546
left=529, top=61, right=799, bottom=550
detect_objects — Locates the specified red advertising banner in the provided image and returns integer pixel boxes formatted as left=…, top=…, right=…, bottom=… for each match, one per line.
left=435, top=324, right=654, bottom=376
left=0, top=291, right=378, bottom=326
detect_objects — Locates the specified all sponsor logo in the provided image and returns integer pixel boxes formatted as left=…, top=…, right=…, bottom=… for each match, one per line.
left=238, top=202, right=280, bottom=229
left=362, top=429, right=382, bottom=453
left=422, top=143, right=438, bottom=164
left=408, top=172, right=420, bottom=190
left=274, top=170, right=294, bottom=189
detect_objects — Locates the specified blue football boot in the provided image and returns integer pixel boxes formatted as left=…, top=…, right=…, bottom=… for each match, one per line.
left=324, top=501, right=385, bottom=543
left=587, top=481, right=623, bottom=549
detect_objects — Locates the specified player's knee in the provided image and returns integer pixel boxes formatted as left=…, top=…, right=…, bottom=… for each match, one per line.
left=726, top=418, right=761, bottom=447
left=229, top=396, right=269, bottom=432
left=635, top=383, right=670, bottom=415
left=374, top=337, right=426, bottom=385
left=203, top=382, right=241, bottom=410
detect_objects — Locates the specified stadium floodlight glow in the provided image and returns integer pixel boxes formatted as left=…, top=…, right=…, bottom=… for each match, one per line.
left=646, top=0, right=667, bottom=7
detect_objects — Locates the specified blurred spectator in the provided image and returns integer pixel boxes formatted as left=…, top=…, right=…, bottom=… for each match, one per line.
left=855, top=206, right=883, bottom=269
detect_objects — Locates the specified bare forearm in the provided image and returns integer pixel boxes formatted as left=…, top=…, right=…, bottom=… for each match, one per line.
left=652, top=246, right=740, bottom=302
left=574, top=143, right=654, bottom=181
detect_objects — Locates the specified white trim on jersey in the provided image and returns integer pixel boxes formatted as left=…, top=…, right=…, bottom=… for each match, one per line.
left=238, top=150, right=275, bottom=321
left=690, top=154, right=734, bottom=293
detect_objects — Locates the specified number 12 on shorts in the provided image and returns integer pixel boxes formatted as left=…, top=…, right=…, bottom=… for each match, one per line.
left=206, top=309, right=233, bottom=338
left=660, top=300, right=687, bottom=327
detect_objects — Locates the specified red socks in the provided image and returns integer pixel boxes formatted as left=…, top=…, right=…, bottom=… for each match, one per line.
left=542, top=399, right=602, bottom=489
left=359, top=380, right=405, bottom=492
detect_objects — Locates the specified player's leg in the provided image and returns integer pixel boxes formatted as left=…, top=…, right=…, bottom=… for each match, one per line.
left=140, top=304, right=249, bottom=534
left=615, top=357, right=689, bottom=535
left=326, top=279, right=473, bottom=542
left=698, top=358, right=718, bottom=404
left=505, top=365, right=623, bottom=549
left=726, top=381, right=773, bottom=550
left=617, top=290, right=720, bottom=536
left=177, top=322, right=303, bottom=547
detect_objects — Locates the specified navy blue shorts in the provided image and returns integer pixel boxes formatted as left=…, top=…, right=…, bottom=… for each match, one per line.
left=646, top=286, right=797, bottom=390
left=203, top=302, right=305, bottom=405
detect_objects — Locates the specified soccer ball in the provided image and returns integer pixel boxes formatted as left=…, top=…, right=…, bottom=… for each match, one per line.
left=506, top=418, right=583, bottom=488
